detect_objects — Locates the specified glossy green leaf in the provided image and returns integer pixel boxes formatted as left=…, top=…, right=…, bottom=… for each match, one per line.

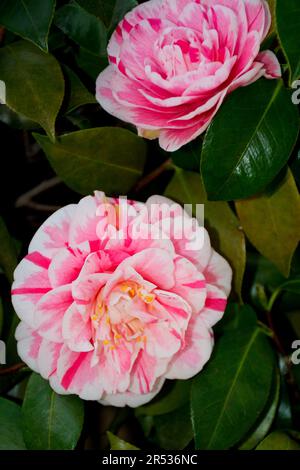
left=236, top=170, right=300, bottom=277
left=276, top=0, right=300, bottom=84
left=256, top=431, right=300, bottom=450
left=171, top=138, right=201, bottom=172
left=0, top=0, right=56, bottom=52
left=64, top=66, right=96, bottom=113
left=0, top=40, right=64, bottom=139
left=0, top=217, right=18, bottom=283
left=55, top=1, right=107, bottom=56
left=22, top=373, right=84, bottom=450
left=165, top=168, right=246, bottom=299
left=201, top=80, right=299, bottom=201
left=239, top=369, right=280, bottom=450
left=0, top=398, right=26, bottom=450
left=107, top=432, right=139, bottom=450
left=136, top=380, right=191, bottom=417
left=154, top=404, right=194, bottom=450
left=34, top=127, right=147, bottom=195
left=77, top=0, right=137, bottom=30
left=191, top=305, right=276, bottom=450
left=75, top=47, right=108, bottom=80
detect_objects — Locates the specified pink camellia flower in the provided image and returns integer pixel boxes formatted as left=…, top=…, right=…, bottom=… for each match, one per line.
left=96, top=0, right=281, bottom=152
left=12, top=192, right=231, bottom=406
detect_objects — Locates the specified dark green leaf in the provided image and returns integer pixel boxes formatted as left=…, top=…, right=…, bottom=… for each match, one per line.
left=0, top=217, right=18, bottom=283
left=0, top=0, right=56, bottom=52
left=75, top=47, right=108, bottom=80
left=165, top=168, right=246, bottom=299
left=63, top=65, right=96, bottom=113
left=0, top=40, right=64, bottom=139
left=191, top=305, right=276, bottom=449
left=77, top=0, right=137, bottom=30
left=171, top=139, right=201, bottom=172
left=55, top=1, right=107, bottom=56
left=22, top=373, right=84, bottom=450
left=136, top=380, right=191, bottom=417
left=107, top=432, right=139, bottom=450
left=236, top=169, right=300, bottom=277
left=0, top=398, right=26, bottom=450
left=239, top=369, right=280, bottom=450
left=154, top=404, right=194, bottom=450
left=256, top=431, right=300, bottom=450
left=34, top=127, right=147, bottom=195
left=276, top=0, right=300, bottom=84
left=201, top=80, right=299, bottom=201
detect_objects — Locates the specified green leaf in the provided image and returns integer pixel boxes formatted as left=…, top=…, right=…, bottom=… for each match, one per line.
left=55, top=1, right=107, bottom=56
left=0, top=40, right=64, bottom=139
left=165, top=168, right=246, bottom=300
left=191, top=305, right=276, bottom=449
left=256, top=431, right=300, bottom=450
left=276, top=0, right=300, bottom=84
left=236, top=169, right=300, bottom=277
left=75, top=47, right=108, bottom=80
left=154, top=404, right=194, bottom=450
left=77, top=0, right=137, bottom=30
left=0, top=217, right=18, bottom=283
left=34, top=127, right=147, bottom=195
left=171, top=139, right=201, bottom=172
left=107, top=432, right=139, bottom=450
left=136, top=380, right=191, bottom=417
left=201, top=79, right=299, bottom=201
left=0, top=398, right=26, bottom=450
left=63, top=65, right=96, bottom=114
left=239, top=369, right=280, bottom=450
left=0, top=0, right=56, bottom=52
left=22, top=373, right=84, bottom=450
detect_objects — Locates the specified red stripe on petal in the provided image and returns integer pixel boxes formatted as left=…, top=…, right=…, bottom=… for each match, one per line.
left=183, top=280, right=206, bottom=289
left=26, top=252, right=51, bottom=269
left=12, top=287, right=51, bottom=295
left=122, top=18, right=133, bottom=33
left=205, top=298, right=227, bottom=311
left=148, top=18, right=161, bottom=32
left=89, top=240, right=101, bottom=252
left=61, top=352, right=89, bottom=390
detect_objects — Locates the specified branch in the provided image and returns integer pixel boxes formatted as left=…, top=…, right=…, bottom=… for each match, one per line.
left=133, top=159, right=173, bottom=193
left=15, top=177, right=62, bottom=212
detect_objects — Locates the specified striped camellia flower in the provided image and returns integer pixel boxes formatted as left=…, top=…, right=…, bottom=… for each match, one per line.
left=12, top=193, right=231, bottom=406
left=96, top=0, right=281, bottom=152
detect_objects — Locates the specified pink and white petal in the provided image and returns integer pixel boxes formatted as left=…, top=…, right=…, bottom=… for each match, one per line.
left=165, top=317, right=214, bottom=380
left=62, top=304, right=93, bottom=352
left=257, top=50, right=282, bottom=78
left=204, top=249, right=232, bottom=297
left=116, top=248, right=175, bottom=290
left=12, top=256, right=51, bottom=327
left=158, top=117, right=212, bottom=152
left=57, top=348, right=104, bottom=400
left=29, top=204, right=76, bottom=257
left=173, top=256, right=207, bottom=313
left=129, top=349, right=168, bottom=395
left=48, top=246, right=88, bottom=288
left=145, top=322, right=182, bottom=358
left=200, top=284, right=228, bottom=328
left=15, top=322, right=42, bottom=373
left=72, top=273, right=110, bottom=314
left=37, top=340, right=62, bottom=379
left=100, top=377, right=165, bottom=408
left=68, top=194, right=105, bottom=246
left=154, top=289, right=192, bottom=330
left=35, top=285, right=73, bottom=342
left=96, top=66, right=136, bottom=123
left=165, top=217, right=212, bottom=273
left=145, top=195, right=187, bottom=223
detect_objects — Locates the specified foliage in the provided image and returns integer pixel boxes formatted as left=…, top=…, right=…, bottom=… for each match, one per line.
left=0, top=0, right=300, bottom=451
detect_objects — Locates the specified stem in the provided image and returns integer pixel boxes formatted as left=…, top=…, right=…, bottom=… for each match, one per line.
left=0, top=362, right=26, bottom=376
left=15, top=176, right=62, bottom=212
left=133, top=159, right=173, bottom=193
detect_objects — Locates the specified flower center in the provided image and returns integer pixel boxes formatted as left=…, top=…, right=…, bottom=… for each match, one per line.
left=91, top=281, right=156, bottom=350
